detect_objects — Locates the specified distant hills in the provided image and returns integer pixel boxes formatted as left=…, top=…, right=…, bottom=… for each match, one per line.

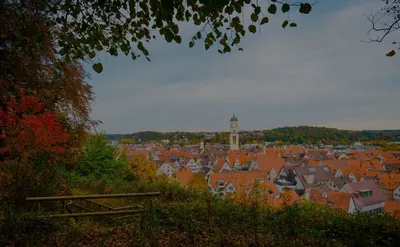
left=106, top=126, right=400, bottom=145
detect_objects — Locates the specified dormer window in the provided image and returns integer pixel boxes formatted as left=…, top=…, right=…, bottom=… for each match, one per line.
left=255, top=178, right=264, bottom=183
left=217, top=180, right=225, bottom=187
left=360, top=189, right=373, bottom=197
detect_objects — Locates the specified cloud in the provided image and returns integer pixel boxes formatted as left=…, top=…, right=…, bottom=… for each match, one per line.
left=88, top=0, right=400, bottom=133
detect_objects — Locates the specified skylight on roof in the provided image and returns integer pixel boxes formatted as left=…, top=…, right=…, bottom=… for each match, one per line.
left=323, top=167, right=330, bottom=172
left=308, top=167, right=316, bottom=172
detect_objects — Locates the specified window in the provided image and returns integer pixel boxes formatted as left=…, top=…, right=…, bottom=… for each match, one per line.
left=308, top=168, right=316, bottom=172
left=326, top=201, right=334, bottom=207
left=360, top=190, right=373, bottom=197
left=217, top=180, right=225, bottom=187
left=256, top=178, right=264, bottom=183
left=323, top=167, right=330, bottom=172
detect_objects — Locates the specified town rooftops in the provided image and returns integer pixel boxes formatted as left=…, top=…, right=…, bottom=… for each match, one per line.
left=341, top=180, right=385, bottom=208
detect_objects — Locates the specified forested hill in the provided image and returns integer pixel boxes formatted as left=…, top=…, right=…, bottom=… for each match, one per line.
left=263, top=126, right=400, bottom=144
left=106, top=126, right=400, bottom=145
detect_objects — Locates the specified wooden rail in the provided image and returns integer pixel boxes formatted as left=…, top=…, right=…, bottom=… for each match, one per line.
left=26, top=192, right=160, bottom=201
left=26, top=192, right=160, bottom=218
left=47, top=209, right=144, bottom=218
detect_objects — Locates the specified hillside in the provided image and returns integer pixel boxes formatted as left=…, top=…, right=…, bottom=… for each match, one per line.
left=106, top=126, right=400, bottom=145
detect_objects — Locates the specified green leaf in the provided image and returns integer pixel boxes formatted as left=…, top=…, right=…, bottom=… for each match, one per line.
left=196, top=32, right=202, bottom=39
left=282, top=20, right=289, bottom=29
left=282, top=3, right=290, bottom=13
left=137, top=42, right=149, bottom=56
left=248, top=25, right=257, bottom=34
left=268, top=4, right=277, bottom=14
left=174, top=35, right=182, bottom=44
left=189, top=41, right=194, bottom=48
left=299, top=3, right=312, bottom=14
left=386, top=50, right=396, bottom=57
left=205, top=43, right=210, bottom=50
left=59, top=48, right=66, bottom=56
left=165, top=30, right=174, bottom=43
left=260, top=17, right=269, bottom=25
left=0, top=33, right=7, bottom=38
left=234, top=24, right=244, bottom=33
left=171, top=25, right=179, bottom=34
left=93, top=63, right=103, bottom=73
left=290, top=23, right=297, bottom=27
left=251, top=13, right=258, bottom=22
left=89, top=51, right=96, bottom=59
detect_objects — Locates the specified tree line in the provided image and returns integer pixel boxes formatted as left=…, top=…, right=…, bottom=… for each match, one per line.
left=107, top=126, right=400, bottom=146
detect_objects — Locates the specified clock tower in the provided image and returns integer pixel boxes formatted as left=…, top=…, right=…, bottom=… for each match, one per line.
left=229, top=113, right=239, bottom=150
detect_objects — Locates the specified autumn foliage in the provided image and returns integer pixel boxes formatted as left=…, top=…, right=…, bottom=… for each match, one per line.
left=0, top=91, right=70, bottom=217
left=0, top=91, right=70, bottom=163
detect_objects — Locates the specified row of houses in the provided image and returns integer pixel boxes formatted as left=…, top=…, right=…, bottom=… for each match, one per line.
left=121, top=142, right=400, bottom=217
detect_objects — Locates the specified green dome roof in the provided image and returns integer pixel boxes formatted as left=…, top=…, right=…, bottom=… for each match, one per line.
left=230, top=113, right=238, bottom=121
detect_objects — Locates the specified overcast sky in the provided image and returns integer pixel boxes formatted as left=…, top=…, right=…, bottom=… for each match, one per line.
left=87, top=0, right=400, bottom=134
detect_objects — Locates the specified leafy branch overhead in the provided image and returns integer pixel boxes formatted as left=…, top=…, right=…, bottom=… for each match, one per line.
left=7, top=0, right=314, bottom=73
left=367, top=0, right=400, bottom=57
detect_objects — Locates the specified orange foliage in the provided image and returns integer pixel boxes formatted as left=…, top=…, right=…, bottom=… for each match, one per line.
left=0, top=91, right=70, bottom=164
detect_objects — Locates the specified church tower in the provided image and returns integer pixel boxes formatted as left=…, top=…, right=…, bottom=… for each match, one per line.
left=229, top=113, right=239, bottom=150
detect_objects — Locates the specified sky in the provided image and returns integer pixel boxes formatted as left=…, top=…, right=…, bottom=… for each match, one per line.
left=87, top=0, right=400, bottom=134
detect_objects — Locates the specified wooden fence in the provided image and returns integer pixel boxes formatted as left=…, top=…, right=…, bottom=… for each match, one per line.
left=26, top=192, right=160, bottom=218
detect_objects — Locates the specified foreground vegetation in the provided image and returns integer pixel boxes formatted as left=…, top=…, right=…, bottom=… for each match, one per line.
left=2, top=178, right=400, bottom=247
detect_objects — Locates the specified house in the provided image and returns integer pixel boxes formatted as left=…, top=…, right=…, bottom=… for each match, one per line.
left=339, top=180, right=385, bottom=214
left=394, top=185, right=400, bottom=202
left=173, top=167, right=193, bottom=187
left=185, top=158, right=202, bottom=173
left=237, top=155, right=254, bottom=170
left=208, top=171, right=270, bottom=197
left=326, top=177, right=348, bottom=192
left=213, top=158, right=232, bottom=173
left=265, top=188, right=301, bottom=209
left=275, top=166, right=333, bottom=195
left=384, top=200, right=400, bottom=218
left=199, top=166, right=214, bottom=181
left=307, top=188, right=355, bottom=213
left=157, top=162, right=174, bottom=178
left=172, top=160, right=182, bottom=171
left=224, top=173, right=277, bottom=196
left=374, top=173, right=400, bottom=200
left=248, top=154, right=288, bottom=180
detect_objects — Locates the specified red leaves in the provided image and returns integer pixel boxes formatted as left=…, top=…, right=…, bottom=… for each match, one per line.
left=0, top=91, right=70, bottom=163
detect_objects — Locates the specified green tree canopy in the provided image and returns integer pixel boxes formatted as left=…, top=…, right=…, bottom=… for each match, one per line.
left=75, top=133, right=127, bottom=180
left=2, top=0, right=314, bottom=73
